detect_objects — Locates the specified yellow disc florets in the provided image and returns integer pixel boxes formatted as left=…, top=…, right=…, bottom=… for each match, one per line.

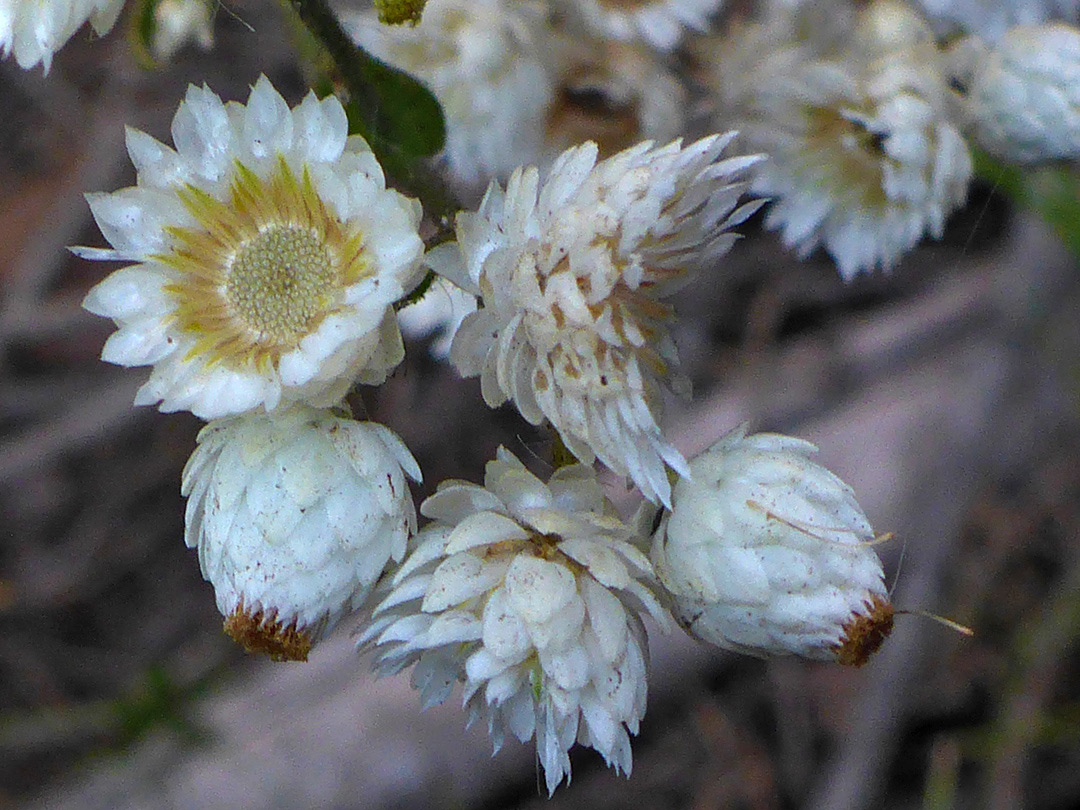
left=159, top=156, right=369, bottom=373
left=225, top=225, right=335, bottom=344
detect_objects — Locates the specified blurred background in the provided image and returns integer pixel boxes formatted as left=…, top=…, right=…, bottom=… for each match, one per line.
left=3, top=1, right=1080, bottom=808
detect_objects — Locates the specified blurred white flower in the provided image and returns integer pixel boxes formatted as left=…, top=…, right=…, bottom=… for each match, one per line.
left=342, top=0, right=554, bottom=195
left=957, top=23, right=1080, bottom=163
left=714, top=0, right=971, bottom=278
left=555, top=0, right=725, bottom=51
left=433, top=135, right=762, bottom=506
left=360, top=448, right=667, bottom=794
left=650, top=425, right=892, bottom=666
left=0, top=0, right=123, bottom=71
left=79, top=76, right=424, bottom=420
left=151, top=0, right=213, bottom=62
left=696, top=0, right=856, bottom=118
left=182, top=404, right=421, bottom=661
left=915, top=0, right=1080, bottom=41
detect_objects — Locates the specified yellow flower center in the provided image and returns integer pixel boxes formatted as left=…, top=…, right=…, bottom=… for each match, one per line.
left=225, top=226, right=335, bottom=344
left=158, top=157, right=369, bottom=372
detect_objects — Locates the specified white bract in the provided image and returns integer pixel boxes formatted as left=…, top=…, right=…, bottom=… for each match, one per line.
left=434, top=135, right=763, bottom=506
left=650, top=425, right=892, bottom=666
left=557, top=0, right=725, bottom=51
left=713, top=0, right=971, bottom=279
left=182, top=404, right=421, bottom=661
left=0, top=0, right=123, bottom=71
left=343, top=0, right=554, bottom=194
left=396, top=275, right=478, bottom=359
left=79, top=76, right=424, bottom=420
left=958, top=23, right=1080, bottom=163
left=360, top=448, right=668, bottom=794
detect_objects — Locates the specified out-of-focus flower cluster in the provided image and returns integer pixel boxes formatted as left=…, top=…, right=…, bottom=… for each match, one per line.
left=342, top=0, right=1080, bottom=279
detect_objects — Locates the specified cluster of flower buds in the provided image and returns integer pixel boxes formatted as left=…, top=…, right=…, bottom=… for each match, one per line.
left=73, top=71, right=895, bottom=790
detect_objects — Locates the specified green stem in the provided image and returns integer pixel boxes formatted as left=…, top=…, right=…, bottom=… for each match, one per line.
left=285, top=0, right=458, bottom=245
left=288, top=0, right=382, bottom=142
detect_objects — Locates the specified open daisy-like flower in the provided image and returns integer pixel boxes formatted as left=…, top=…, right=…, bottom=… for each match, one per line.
left=79, top=76, right=424, bottom=420
left=0, top=0, right=124, bottom=71
left=432, top=135, right=762, bottom=506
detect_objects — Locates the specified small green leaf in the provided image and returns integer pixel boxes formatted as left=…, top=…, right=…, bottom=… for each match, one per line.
left=287, top=0, right=446, bottom=162
left=352, top=49, right=446, bottom=159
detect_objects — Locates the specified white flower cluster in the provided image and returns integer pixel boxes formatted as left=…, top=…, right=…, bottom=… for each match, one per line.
left=80, top=77, right=426, bottom=658
left=73, top=0, right=1074, bottom=794
left=697, top=0, right=1080, bottom=277
left=360, top=432, right=892, bottom=790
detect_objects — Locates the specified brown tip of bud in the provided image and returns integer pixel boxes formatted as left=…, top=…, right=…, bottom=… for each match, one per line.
left=224, top=605, right=312, bottom=662
left=834, top=594, right=894, bottom=667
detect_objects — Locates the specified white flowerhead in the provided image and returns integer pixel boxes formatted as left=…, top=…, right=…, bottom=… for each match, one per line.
left=650, top=425, right=892, bottom=666
left=342, top=0, right=554, bottom=193
left=182, top=404, right=421, bottom=661
left=359, top=448, right=669, bottom=794
left=957, top=24, right=1080, bottom=163
left=434, top=135, right=763, bottom=506
left=714, top=0, right=972, bottom=279
left=0, top=0, right=123, bottom=71
left=555, top=0, right=725, bottom=52
left=79, top=77, right=424, bottom=420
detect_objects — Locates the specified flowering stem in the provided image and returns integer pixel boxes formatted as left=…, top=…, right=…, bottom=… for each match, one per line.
left=285, top=0, right=459, bottom=300
left=287, top=0, right=443, bottom=160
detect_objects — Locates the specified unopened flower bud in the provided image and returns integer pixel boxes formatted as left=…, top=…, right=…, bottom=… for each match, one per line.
left=960, top=24, right=1080, bottom=163
left=650, top=425, right=892, bottom=666
left=375, top=0, right=427, bottom=25
left=182, top=405, right=420, bottom=660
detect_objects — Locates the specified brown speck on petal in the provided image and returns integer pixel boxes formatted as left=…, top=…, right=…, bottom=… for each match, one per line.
left=834, top=594, right=894, bottom=667
left=224, top=605, right=312, bottom=662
